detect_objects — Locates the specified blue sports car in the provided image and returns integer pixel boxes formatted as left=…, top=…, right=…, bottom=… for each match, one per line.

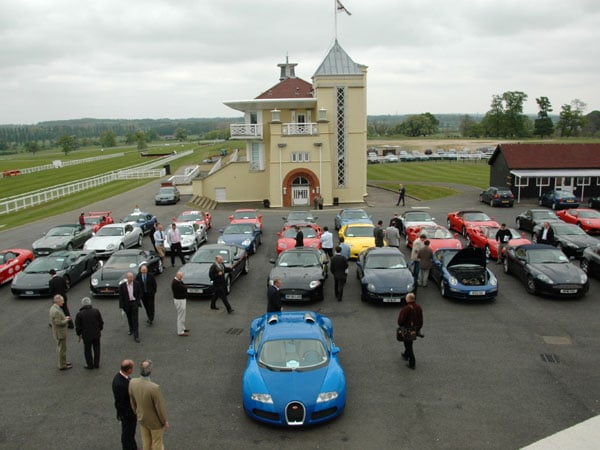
left=218, top=223, right=261, bottom=254
left=356, top=247, right=414, bottom=303
left=429, top=247, right=498, bottom=300
left=242, top=311, right=346, bottom=426
left=122, top=211, right=157, bottom=235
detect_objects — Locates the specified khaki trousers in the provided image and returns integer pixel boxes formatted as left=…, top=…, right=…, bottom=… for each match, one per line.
left=56, top=337, right=67, bottom=368
left=140, top=424, right=164, bottom=450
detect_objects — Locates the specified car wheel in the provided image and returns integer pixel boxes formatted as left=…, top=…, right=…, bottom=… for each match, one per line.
left=503, top=258, right=510, bottom=274
left=580, top=258, right=589, bottom=274
left=485, top=245, right=491, bottom=260
left=226, top=276, right=232, bottom=294
left=251, top=241, right=257, bottom=254
left=440, top=280, right=447, bottom=298
left=119, top=243, right=125, bottom=250
left=157, top=260, right=163, bottom=274
left=66, top=243, right=73, bottom=251
left=137, top=234, right=143, bottom=247
left=538, top=198, right=543, bottom=206
left=516, top=218, right=522, bottom=230
left=577, top=222, right=583, bottom=229
left=526, top=277, right=537, bottom=295
left=23, top=258, right=32, bottom=268
left=64, top=276, right=71, bottom=291
left=243, top=258, right=249, bottom=275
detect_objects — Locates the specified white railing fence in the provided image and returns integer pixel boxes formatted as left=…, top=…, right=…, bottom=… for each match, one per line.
left=1, top=153, right=125, bottom=177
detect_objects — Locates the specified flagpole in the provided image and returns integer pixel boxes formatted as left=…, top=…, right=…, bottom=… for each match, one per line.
left=334, top=0, right=338, bottom=41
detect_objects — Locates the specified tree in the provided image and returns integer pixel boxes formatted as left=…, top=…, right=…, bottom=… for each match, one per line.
left=146, top=128, right=159, bottom=141
left=481, top=91, right=529, bottom=137
left=134, top=130, right=147, bottom=150
left=99, top=130, right=117, bottom=148
left=557, top=99, right=587, bottom=137
left=56, top=134, right=78, bottom=155
left=174, top=127, right=188, bottom=141
left=533, top=96, right=554, bottom=138
left=459, top=115, right=483, bottom=137
left=395, top=113, right=439, bottom=137
left=582, top=110, right=600, bottom=136
left=24, top=141, right=40, bottom=154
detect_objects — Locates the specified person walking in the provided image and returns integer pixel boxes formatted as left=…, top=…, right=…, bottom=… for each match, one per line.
left=149, top=222, right=158, bottom=252
left=209, top=255, right=234, bottom=313
left=129, top=360, right=169, bottom=450
left=385, top=223, right=401, bottom=248
left=49, top=269, right=73, bottom=328
left=136, top=265, right=157, bottom=325
left=397, top=293, right=423, bottom=370
left=166, top=222, right=185, bottom=267
left=411, top=233, right=426, bottom=287
left=112, top=359, right=138, bottom=450
left=374, top=220, right=385, bottom=247
left=119, top=272, right=141, bottom=343
left=417, top=240, right=434, bottom=287
left=338, top=236, right=351, bottom=260
left=267, top=278, right=283, bottom=312
left=329, top=246, right=348, bottom=301
left=75, top=297, right=104, bottom=369
left=320, top=226, right=334, bottom=258
left=171, top=271, right=189, bottom=336
left=495, top=223, right=512, bottom=264
left=153, top=223, right=166, bottom=266
left=50, top=294, right=72, bottom=370
left=396, top=184, right=406, bottom=207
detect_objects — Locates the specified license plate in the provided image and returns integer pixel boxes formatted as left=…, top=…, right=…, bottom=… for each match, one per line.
left=566, top=200, right=574, bottom=203
left=383, top=297, right=403, bottom=303
left=286, top=294, right=302, bottom=300
left=101, top=288, right=113, bottom=293
left=25, top=290, right=34, bottom=295
left=188, top=288, right=203, bottom=294
left=560, top=289, right=577, bottom=294
left=469, top=291, right=486, bottom=296
left=501, top=200, right=509, bottom=203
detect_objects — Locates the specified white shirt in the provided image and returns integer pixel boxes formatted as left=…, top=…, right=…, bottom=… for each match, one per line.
left=167, top=228, right=181, bottom=244
left=320, top=231, right=333, bottom=249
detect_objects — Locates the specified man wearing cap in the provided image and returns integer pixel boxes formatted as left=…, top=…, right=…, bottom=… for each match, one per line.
left=75, top=297, right=104, bottom=369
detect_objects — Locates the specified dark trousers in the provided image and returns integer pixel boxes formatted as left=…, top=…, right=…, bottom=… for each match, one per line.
left=211, top=285, right=232, bottom=311
left=412, top=261, right=420, bottom=285
left=124, top=302, right=139, bottom=339
left=397, top=194, right=405, bottom=206
left=83, top=337, right=101, bottom=368
left=402, top=339, right=415, bottom=368
left=60, top=298, right=74, bottom=328
left=333, top=276, right=347, bottom=301
left=120, top=413, right=138, bottom=450
left=141, top=292, right=155, bottom=322
left=170, top=242, right=185, bottom=266
left=323, top=247, right=333, bottom=258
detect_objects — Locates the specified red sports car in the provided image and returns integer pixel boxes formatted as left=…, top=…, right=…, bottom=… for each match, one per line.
left=276, top=223, right=323, bottom=255
left=229, top=209, right=263, bottom=231
left=176, top=210, right=212, bottom=230
left=0, top=248, right=34, bottom=285
left=447, top=210, right=499, bottom=237
left=405, top=225, right=463, bottom=251
left=556, top=208, right=600, bottom=234
left=84, top=211, right=113, bottom=233
left=466, top=226, right=531, bottom=260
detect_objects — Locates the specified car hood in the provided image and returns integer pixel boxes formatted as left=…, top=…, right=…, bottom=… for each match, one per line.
left=447, top=247, right=486, bottom=268
left=12, top=272, right=59, bottom=289
left=558, top=234, right=599, bottom=248
left=270, top=267, right=324, bottom=287
left=341, top=218, right=372, bottom=226
left=86, top=236, right=123, bottom=248
left=429, top=239, right=463, bottom=252
left=362, top=268, right=413, bottom=290
left=221, top=234, right=253, bottom=243
left=33, top=236, right=69, bottom=248
left=529, top=263, right=585, bottom=283
left=180, top=263, right=211, bottom=283
left=94, top=268, right=129, bottom=283
left=259, top=366, right=327, bottom=406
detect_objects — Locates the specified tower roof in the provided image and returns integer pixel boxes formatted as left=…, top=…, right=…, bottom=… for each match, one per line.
left=313, top=40, right=363, bottom=77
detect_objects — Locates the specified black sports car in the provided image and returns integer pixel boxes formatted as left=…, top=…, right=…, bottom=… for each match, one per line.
left=32, top=224, right=93, bottom=257
left=268, top=248, right=328, bottom=302
left=515, top=209, right=561, bottom=233
left=11, top=250, right=99, bottom=297
left=503, top=244, right=588, bottom=298
left=531, top=222, right=599, bottom=259
left=356, top=247, right=414, bottom=303
left=90, top=249, right=162, bottom=297
left=180, top=244, right=249, bottom=297
left=580, top=244, right=600, bottom=279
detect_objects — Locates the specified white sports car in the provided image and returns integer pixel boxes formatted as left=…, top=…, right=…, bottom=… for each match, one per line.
left=83, top=223, right=143, bottom=257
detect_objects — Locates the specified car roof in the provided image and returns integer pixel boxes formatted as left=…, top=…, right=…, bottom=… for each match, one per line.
left=278, top=247, right=321, bottom=256
left=365, top=247, right=402, bottom=256
left=258, top=312, right=327, bottom=341
left=513, top=243, right=557, bottom=251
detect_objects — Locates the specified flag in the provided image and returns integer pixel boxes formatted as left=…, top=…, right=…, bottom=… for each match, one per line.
left=336, top=0, right=351, bottom=15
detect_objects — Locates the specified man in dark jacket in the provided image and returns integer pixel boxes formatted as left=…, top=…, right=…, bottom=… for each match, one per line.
left=397, top=293, right=424, bottom=369
left=75, top=297, right=104, bottom=369
left=49, top=269, right=73, bottom=328
left=135, top=265, right=157, bottom=325
left=119, top=272, right=142, bottom=343
left=495, top=223, right=513, bottom=264
left=209, top=255, right=233, bottom=313
left=267, top=278, right=283, bottom=312
left=374, top=220, right=385, bottom=247
left=294, top=226, right=304, bottom=248
left=537, top=221, right=555, bottom=245
left=329, top=246, right=349, bottom=301
left=112, top=359, right=138, bottom=450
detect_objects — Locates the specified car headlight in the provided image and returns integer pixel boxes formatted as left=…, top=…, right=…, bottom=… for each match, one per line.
left=407, top=281, right=414, bottom=292
left=490, top=276, right=498, bottom=286
left=217, top=237, right=225, bottom=244
left=317, top=391, right=338, bottom=403
left=242, top=238, right=252, bottom=246
left=91, top=278, right=99, bottom=286
left=367, top=283, right=376, bottom=292
left=251, top=393, right=273, bottom=404
left=581, top=273, right=588, bottom=284
left=566, top=242, right=577, bottom=248
left=53, top=243, right=61, bottom=249
left=106, top=243, right=115, bottom=250
left=536, top=273, right=553, bottom=284
left=309, top=280, right=321, bottom=289
left=278, top=242, right=287, bottom=249
left=584, top=220, right=591, bottom=225
left=449, top=277, right=458, bottom=286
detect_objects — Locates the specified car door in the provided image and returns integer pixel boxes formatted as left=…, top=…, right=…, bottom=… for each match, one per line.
left=69, top=253, right=88, bottom=283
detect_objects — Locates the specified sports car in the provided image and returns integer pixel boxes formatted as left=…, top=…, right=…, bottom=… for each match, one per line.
left=154, top=182, right=180, bottom=205
left=122, top=211, right=157, bottom=235
left=268, top=248, right=328, bottom=302
left=0, top=249, right=34, bottom=285
left=176, top=210, right=212, bottom=230
left=356, top=247, right=414, bottom=303
left=539, top=189, right=579, bottom=210
left=242, top=311, right=346, bottom=426
left=32, top=224, right=94, bottom=257
left=334, top=208, right=372, bottom=230
left=282, top=210, right=317, bottom=227
left=338, top=223, right=376, bottom=259
left=218, top=223, right=262, bottom=254
left=83, top=211, right=113, bottom=233
left=229, top=209, right=263, bottom=231
left=531, top=222, right=599, bottom=259
left=84, top=223, right=143, bottom=257
left=405, top=225, right=463, bottom=251
left=556, top=208, right=600, bottom=234
left=164, top=222, right=207, bottom=254
left=446, top=210, right=499, bottom=237
left=11, top=250, right=99, bottom=297
left=400, top=211, right=437, bottom=234
left=503, top=244, right=588, bottom=298
left=515, top=209, right=561, bottom=233
left=580, top=244, right=600, bottom=279
left=180, top=244, right=249, bottom=296
left=465, top=226, right=530, bottom=260
left=276, top=224, right=322, bottom=255
left=90, top=249, right=162, bottom=297
left=588, top=197, right=600, bottom=209
left=479, top=187, right=515, bottom=207
left=430, top=247, right=498, bottom=300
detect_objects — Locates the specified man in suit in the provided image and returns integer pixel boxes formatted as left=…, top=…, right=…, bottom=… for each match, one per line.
left=75, top=297, right=104, bottom=369
left=49, top=269, right=73, bottom=328
left=209, top=255, right=233, bottom=313
left=329, top=246, right=349, bottom=301
left=119, top=272, right=142, bottom=343
left=537, top=221, right=555, bottom=245
left=135, top=265, right=157, bottom=326
left=267, top=278, right=283, bottom=312
left=49, top=294, right=72, bottom=370
left=112, top=359, right=138, bottom=450
left=294, top=226, right=304, bottom=248
left=129, top=360, right=169, bottom=450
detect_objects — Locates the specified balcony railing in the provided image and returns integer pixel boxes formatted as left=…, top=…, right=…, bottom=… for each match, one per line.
left=230, top=123, right=263, bottom=139
left=282, top=122, right=319, bottom=136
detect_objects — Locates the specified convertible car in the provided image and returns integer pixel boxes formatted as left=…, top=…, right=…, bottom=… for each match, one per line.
left=176, top=210, right=212, bottom=230
left=338, top=223, right=375, bottom=259
left=83, top=223, right=143, bottom=257
left=531, top=222, right=599, bottom=259
left=229, top=209, right=263, bottom=231
left=446, top=210, right=499, bottom=237
left=430, top=247, right=498, bottom=300
left=405, top=225, right=462, bottom=251
left=0, top=248, right=34, bottom=285
left=556, top=208, right=600, bottom=235
left=282, top=211, right=317, bottom=227
left=242, top=311, right=346, bottom=426
left=400, top=211, right=436, bottom=234
left=32, top=224, right=93, bottom=257
left=356, top=247, right=414, bottom=303
left=218, top=223, right=262, bottom=254
left=83, top=211, right=113, bottom=233
left=465, top=225, right=530, bottom=260
left=122, top=211, right=157, bottom=235
left=268, top=248, right=328, bottom=302
left=276, top=224, right=322, bottom=255
left=503, top=244, right=588, bottom=298
left=11, top=250, right=99, bottom=297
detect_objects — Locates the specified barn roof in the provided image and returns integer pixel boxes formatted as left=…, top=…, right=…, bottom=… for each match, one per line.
left=490, top=143, right=600, bottom=169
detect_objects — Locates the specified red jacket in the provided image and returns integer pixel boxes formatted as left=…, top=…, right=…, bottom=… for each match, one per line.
left=397, top=303, right=423, bottom=329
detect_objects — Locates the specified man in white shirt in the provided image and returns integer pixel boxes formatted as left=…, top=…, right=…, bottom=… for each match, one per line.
left=166, top=223, right=185, bottom=267
left=320, top=226, right=334, bottom=258
left=153, top=223, right=166, bottom=265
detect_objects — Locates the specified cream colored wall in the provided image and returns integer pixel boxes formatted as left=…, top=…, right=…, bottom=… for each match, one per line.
left=192, top=161, right=267, bottom=202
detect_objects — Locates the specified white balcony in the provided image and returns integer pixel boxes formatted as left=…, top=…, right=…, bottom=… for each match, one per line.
left=230, top=123, right=263, bottom=139
left=282, top=123, right=319, bottom=136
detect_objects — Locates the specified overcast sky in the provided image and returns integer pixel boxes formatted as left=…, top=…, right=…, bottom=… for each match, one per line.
left=2, top=0, right=599, bottom=124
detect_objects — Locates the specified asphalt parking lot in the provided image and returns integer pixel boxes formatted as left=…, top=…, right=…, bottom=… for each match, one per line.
left=1, top=181, right=599, bottom=449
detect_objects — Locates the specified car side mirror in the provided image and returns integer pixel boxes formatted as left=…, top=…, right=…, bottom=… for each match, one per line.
left=331, top=346, right=340, bottom=355
left=246, top=348, right=255, bottom=356
left=269, top=258, right=276, bottom=264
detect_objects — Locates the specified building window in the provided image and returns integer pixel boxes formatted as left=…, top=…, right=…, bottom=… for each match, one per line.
left=535, top=177, right=550, bottom=187
left=515, top=177, right=529, bottom=187
left=291, top=152, right=310, bottom=162
left=576, top=176, right=591, bottom=186
left=336, top=86, right=346, bottom=187
left=249, top=142, right=264, bottom=171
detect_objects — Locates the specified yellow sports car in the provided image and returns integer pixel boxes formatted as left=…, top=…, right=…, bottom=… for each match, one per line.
left=338, top=223, right=375, bottom=259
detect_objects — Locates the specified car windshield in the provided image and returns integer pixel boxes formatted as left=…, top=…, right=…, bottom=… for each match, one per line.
left=178, top=225, right=195, bottom=235
left=96, top=227, right=124, bottom=236
left=25, top=256, right=68, bottom=273
left=405, top=213, right=432, bottom=222
left=421, top=226, right=452, bottom=239
left=527, top=249, right=569, bottom=264
left=553, top=224, right=587, bottom=236
left=576, top=210, right=600, bottom=218
left=178, top=213, right=203, bottom=222
left=532, top=210, right=558, bottom=220
left=365, top=254, right=407, bottom=269
left=158, top=188, right=175, bottom=195
left=342, top=210, right=368, bottom=220
left=105, top=255, right=139, bottom=270
left=345, top=226, right=373, bottom=237
left=47, top=227, right=74, bottom=237
left=123, top=214, right=145, bottom=223
left=463, top=212, right=491, bottom=221
left=224, top=224, right=254, bottom=234
left=554, top=191, right=575, bottom=199
left=259, top=339, right=327, bottom=371
left=277, top=252, right=320, bottom=267
left=283, top=227, right=318, bottom=239
left=287, top=211, right=314, bottom=222
left=233, top=211, right=258, bottom=220
left=190, top=248, right=231, bottom=264
left=84, top=217, right=102, bottom=225
left=435, top=249, right=460, bottom=266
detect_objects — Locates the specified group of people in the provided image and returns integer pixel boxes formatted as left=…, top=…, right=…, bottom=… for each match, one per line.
left=151, top=222, right=186, bottom=268
left=373, top=215, right=403, bottom=248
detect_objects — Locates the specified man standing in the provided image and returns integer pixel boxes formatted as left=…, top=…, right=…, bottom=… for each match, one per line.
left=329, top=246, right=348, bottom=301
left=79, top=212, right=86, bottom=229
left=397, top=293, right=423, bottom=370
left=166, top=222, right=185, bottom=267
left=49, top=269, right=73, bottom=328
left=385, top=222, right=401, bottom=248
left=374, top=220, right=385, bottom=247
left=171, top=271, right=189, bottom=336
left=153, top=223, right=166, bottom=266
left=136, top=265, right=157, bottom=325
left=294, top=225, right=304, bottom=248
left=112, top=359, right=138, bottom=450
left=209, top=255, right=234, bottom=313
left=396, top=184, right=406, bottom=207
left=537, top=221, right=555, bottom=245
left=389, top=213, right=403, bottom=234
left=50, top=294, right=72, bottom=370
left=119, top=272, right=141, bottom=343
left=75, top=297, right=104, bottom=369
left=338, top=236, right=351, bottom=260
left=267, top=278, right=283, bottom=312
left=320, top=226, right=334, bottom=258
left=129, top=360, right=169, bottom=450
left=417, top=240, right=434, bottom=287
left=495, top=223, right=513, bottom=264
left=410, top=233, right=426, bottom=287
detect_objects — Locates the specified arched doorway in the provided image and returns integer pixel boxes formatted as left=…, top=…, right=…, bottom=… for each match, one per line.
left=282, top=169, right=319, bottom=207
